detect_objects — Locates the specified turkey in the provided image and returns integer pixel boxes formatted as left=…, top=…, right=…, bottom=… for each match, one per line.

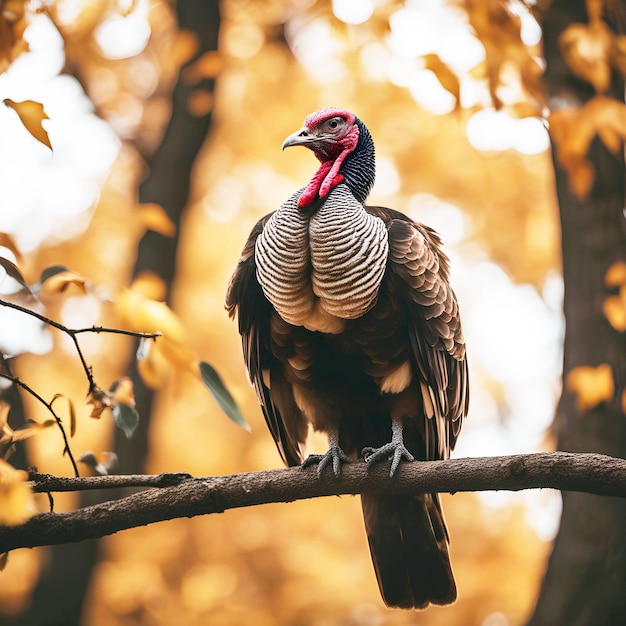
left=226, top=107, right=469, bottom=609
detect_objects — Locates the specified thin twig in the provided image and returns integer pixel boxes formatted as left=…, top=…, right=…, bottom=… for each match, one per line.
left=0, top=298, right=160, bottom=390
left=72, top=326, right=162, bottom=339
left=0, top=297, right=161, bottom=474
left=0, top=371, right=80, bottom=477
left=0, top=299, right=161, bottom=341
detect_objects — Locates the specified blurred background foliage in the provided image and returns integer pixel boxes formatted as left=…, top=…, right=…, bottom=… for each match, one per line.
left=1, top=0, right=622, bottom=624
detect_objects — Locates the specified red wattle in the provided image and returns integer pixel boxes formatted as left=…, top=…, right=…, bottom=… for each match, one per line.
left=298, top=160, right=333, bottom=207
left=319, top=174, right=344, bottom=198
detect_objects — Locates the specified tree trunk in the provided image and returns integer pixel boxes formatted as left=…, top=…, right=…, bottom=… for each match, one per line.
left=14, top=3, right=221, bottom=625
left=115, top=0, right=221, bottom=475
left=528, top=1, right=626, bottom=624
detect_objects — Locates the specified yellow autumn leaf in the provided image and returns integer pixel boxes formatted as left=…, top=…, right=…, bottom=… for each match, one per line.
left=182, top=50, right=223, bottom=83
left=131, top=271, right=167, bottom=301
left=1, top=401, right=55, bottom=458
left=604, top=294, right=626, bottom=331
left=111, top=377, right=136, bottom=407
left=422, top=53, right=460, bottom=109
left=604, top=262, right=626, bottom=331
left=119, top=0, right=139, bottom=18
left=171, top=30, right=198, bottom=68
left=0, top=232, right=21, bottom=260
left=466, top=0, right=543, bottom=109
left=566, top=363, right=614, bottom=411
left=549, top=109, right=593, bottom=198
left=188, top=89, right=214, bottom=117
left=468, top=59, right=487, bottom=81
left=10, top=419, right=56, bottom=442
left=115, top=288, right=186, bottom=341
left=559, top=19, right=613, bottom=93
left=0, top=401, right=9, bottom=430
left=137, top=203, right=176, bottom=237
left=596, top=124, right=621, bottom=154
left=585, top=96, right=626, bottom=155
left=0, top=458, right=33, bottom=525
left=568, top=157, right=595, bottom=198
left=50, top=393, right=77, bottom=438
left=39, top=270, right=88, bottom=296
left=3, top=99, right=52, bottom=149
left=158, top=336, right=199, bottom=375
left=1, top=1, right=27, bottom=26
left=0, top=0, right=29, bottom=73
left=137, top=340, right=170, bottom=389
left=508, top=102, right=543, bottom=119
left=549, top=97, right=626, bottom=198
left=605, top=261, right=626, bottom=287
left=136, top=336, right=204, bottom=388
left=549, top=108, right=594, bottom=162
left=114, top=282, right=207, bottom=389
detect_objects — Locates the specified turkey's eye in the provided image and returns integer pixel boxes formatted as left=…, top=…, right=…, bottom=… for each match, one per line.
left=328, top=119, right=340, bottom=129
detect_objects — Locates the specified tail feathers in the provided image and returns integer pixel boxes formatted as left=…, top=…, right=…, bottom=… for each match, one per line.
left=361, top=493, right=456, bottom=609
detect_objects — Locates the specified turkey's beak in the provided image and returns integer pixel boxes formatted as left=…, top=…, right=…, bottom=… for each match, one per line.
left=282, top=127, right=317, bottom=150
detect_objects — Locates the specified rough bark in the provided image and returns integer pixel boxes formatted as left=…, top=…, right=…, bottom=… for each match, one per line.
left=1, top=452, right=625, bottom=553
left=528, top=2, right=626, bottom=625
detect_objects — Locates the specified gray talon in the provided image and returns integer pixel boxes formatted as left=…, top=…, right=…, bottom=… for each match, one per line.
left=363, top=416, right=415, bottom=477
left=302, top=446, right=351, bottom=477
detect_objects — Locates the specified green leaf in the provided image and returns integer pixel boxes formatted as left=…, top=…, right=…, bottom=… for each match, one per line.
left=39, top=265, right=69, bottom=284
left=112, top=402, right=139, bottom=439
left=199, top=361, right=250, bottom=431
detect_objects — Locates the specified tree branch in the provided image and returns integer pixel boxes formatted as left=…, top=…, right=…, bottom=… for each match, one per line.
left=29, top=471, right=194, bottom=492
left=1, top=452, right=624, bottom=553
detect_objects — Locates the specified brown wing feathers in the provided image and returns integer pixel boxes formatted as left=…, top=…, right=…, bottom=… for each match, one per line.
left=226, top=215, right=305, bottom=467
left=367, top=208, right=468, bottom=457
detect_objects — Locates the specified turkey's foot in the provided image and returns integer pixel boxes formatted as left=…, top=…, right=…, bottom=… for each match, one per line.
left=302, top=446, right=351, bottom=477
left=362, top=416, right=414, bottom=477
left=363, top=442, right=414, bottom=477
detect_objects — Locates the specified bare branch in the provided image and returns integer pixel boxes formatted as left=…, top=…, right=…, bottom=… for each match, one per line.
left=29, top=471, right=193, bottom=492
left=1, top=452, right=624, bottom=553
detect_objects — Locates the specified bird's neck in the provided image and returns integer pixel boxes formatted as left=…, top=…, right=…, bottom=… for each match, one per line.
left=341, top=119, right=375, bottom=204
left=298, top=118, right=376, bottom=208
